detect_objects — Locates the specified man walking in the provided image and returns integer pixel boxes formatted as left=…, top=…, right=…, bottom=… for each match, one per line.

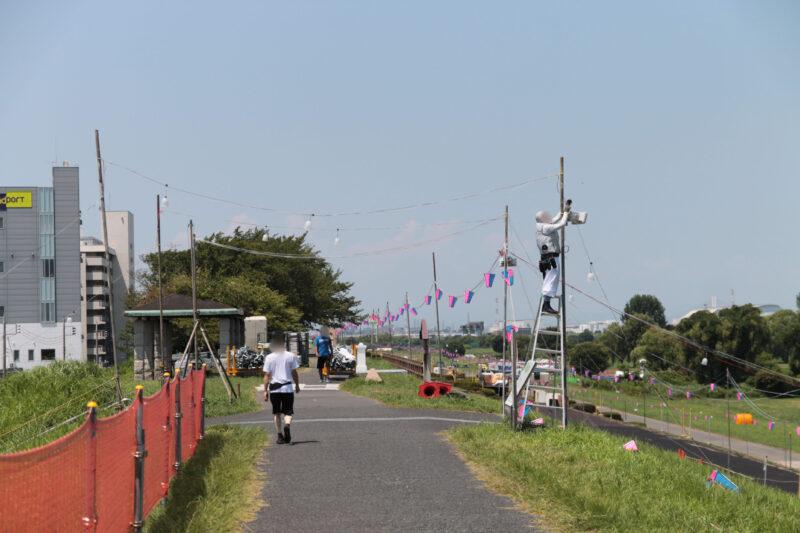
left=263, top=332, right=300, bottom=444
left=314, top=326, right=333, bottom=383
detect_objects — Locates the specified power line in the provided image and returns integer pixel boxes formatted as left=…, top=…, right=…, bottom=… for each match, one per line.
left=104, top=158, right=557, bottom=218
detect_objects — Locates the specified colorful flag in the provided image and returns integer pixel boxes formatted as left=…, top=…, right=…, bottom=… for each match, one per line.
left=710, top=383, right=716, bottom=392
left=686, top=391, right=692, bottom=399
left=502, top=269, right=514, bottom=286
left=768, top=422, right=775, bottom=430
left=650, top=377, right=655, bottom=385
left=425, top=295, right=432, bottom=305
left=484, top=273, right=495, bottom=288
left=464, top=290, right=474, bottom=304
left=436, top=289, right=443, bottom=300
left=668, top=388, right=672, bottom=396
left=410, top=308, right=418, bottom=316
left=448, top=296, right=457, bottom=308
left=737, top=392, right=742, bottom=401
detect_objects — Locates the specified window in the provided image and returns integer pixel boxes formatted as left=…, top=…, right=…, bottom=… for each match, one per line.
left=40, top=302, right=55, bottom=323
left=41, top=259, right=55, bottom=277
left=41, top=349, right=56, bottom=361
left=0, top=306, right=4, bottom=317
left=0, top=261, right=3, bottom=273
left=28, top=349, right=34, bottom=361
left=13, top=350, right=19, bottom=362
left=0, top=216, right=4, bottom=229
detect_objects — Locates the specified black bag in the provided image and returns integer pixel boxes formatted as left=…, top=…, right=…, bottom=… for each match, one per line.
left=268, top=381, right=292, bottom=392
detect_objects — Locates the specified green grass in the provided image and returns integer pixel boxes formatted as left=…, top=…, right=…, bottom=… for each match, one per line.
left=144, top=425, right=267, bottom=533
left=341, top=359, right=501, bottom=413
left=570, top=382, right=800, bottom=453
left=0, top=360, right=265, bottom=452
left=450, top=423, right=800, bottom=533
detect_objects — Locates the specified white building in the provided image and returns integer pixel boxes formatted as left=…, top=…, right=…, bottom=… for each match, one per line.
left=79, top=211, right=134, bottom=363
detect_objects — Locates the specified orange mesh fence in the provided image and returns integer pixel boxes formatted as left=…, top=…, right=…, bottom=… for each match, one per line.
left=180, top=371, right=197, bottom=462
left=0, top=369, right=206, bottom=532
left=142, top=385, right=171, bottom=516
left=0, top=418, right=92, bottom=533
left=95, top=406, right=136, bottom=533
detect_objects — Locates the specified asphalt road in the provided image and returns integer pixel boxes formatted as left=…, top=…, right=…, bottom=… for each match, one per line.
left=209, top=374, right=540, bottom=532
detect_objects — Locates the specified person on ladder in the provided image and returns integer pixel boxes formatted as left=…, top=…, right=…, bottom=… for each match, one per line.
left=535, top=204, right=570, bottom=315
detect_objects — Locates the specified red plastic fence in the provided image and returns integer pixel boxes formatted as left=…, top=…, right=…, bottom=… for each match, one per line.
left=0, top=368, right=206, bottom=533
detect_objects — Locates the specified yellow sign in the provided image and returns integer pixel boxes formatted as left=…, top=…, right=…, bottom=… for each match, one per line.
left=0, top=191, right=32, bottom=208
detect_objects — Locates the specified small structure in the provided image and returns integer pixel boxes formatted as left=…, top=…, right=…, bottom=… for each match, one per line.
left=125, top=294, right=244, bottom=379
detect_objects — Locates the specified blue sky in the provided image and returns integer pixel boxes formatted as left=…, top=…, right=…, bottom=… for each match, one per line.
left=1, top=1, right=798, bottom=329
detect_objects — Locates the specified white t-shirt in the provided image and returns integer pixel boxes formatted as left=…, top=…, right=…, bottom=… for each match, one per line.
left=263, top=351, right=299, bottom=394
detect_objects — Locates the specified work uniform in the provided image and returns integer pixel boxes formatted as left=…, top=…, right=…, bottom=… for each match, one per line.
left=535, top=212, right=568, bottom=298
left=263, top=350, right=298, bottom=415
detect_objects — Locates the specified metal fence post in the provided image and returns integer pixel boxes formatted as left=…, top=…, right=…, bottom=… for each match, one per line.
left=162, top=372, right=171, bottom=499
left=132, top=385, right=146, bottom=532
left=173, top=369, right=182, bottom=474
left=83, top=401, right=98, bottom=531
left=199, top=364, right=207, bottom=440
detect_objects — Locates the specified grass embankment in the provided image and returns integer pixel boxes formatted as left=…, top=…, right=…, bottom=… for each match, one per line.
left=144, top=425, right=267, bottom=533
left=451, top=423, right=800, bottom=533
left=570, top=382, right=800, bottom=453
left=0, top=361, right=264, bottom=452
left=341, top=357, right=501, bottom=413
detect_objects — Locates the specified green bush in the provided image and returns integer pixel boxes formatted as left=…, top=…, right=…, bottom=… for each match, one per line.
left=453, top=378, right=482, bottom=392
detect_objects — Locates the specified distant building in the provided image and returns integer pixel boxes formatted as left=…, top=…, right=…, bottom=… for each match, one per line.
left=566, top=320, right=617, bottom=334
left=669, top=303, right=781, bottom=326
left=459, top=321, right=484, bottom=336
left=488, top=320, right=533, bottom=336
left=0, top=165, right=82, bottom=370
left=79, top=211, right=134, bottom=363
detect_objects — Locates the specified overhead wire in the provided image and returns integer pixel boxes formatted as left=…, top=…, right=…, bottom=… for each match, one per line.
left=105, top=158, right=558, bottom=218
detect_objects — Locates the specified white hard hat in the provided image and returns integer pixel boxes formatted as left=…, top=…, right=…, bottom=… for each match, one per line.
left=535, top=211, right=552, bottom=223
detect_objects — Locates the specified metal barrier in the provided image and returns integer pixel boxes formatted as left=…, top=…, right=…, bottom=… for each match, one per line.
left=379, top=353, right=424, bottom=378
left=0, top=367, right=206, bottom=533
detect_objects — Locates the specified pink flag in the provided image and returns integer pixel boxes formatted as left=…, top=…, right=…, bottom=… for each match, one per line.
left=737, top=392, right=742, bottom=401
left=686, top=391, right=691, bottom=399
left=710, top=383, right=716, bottom=392
left=502, top=269, right=514, bottom=286
left=754, top=420, right=758, bottom=426
left=425, top=295, right=432, bottom=305
left=650, top=378, right=655, bottom=385
left=410, top=308, right=418, bottom=316
left=484, top=273, right=495, bottom=288
left=622, top=440, right=638, bottom=452
left=614, top=376, right=619, bottom=383
left=448, top=296, right=457, bottom=308
left=629, top=374, right=634, bottom=381
left=668, top=389, right=672, bottom=396
left=464, top=290, right=474, bottom=304
left=768, top=422, right=775, bottom=430
left=436, top=289, right=443, bottom=300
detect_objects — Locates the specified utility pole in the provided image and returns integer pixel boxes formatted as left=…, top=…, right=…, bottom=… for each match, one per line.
left=501, top=205, right=508, bottom=413
left=2, top=315, right=6, bottom=378
left=156, top=195, right=166, bottom=376
left=511, top=330, right=518, bottom=430
left=432, top=252, right=443, bottom=377
left=386, top=302, right=393, bottom=355
left=95, top=130, right=122, bottom=403
left=559, top=158, right=568, bottom=428
left=405, top=292, right=412, bottom=359
left=726, top=367, right=732, bottom=469
left=190, top=220, right=199, bottom=365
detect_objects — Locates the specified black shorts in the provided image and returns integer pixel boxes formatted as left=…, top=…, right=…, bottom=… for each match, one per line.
left=269, top=392, right=294, bottom=415
left=317, top=356, right=329, bottom=370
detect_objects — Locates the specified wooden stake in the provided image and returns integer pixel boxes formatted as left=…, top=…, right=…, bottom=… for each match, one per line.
left=501, top=206, right=508, bottom=413
left=199, top=322, right=236, bottom=402
left=432, top=252, right=443, bottom=378
left=189, top=220, right=199, bottom=365
left=157, top=195, right=165, bottom=376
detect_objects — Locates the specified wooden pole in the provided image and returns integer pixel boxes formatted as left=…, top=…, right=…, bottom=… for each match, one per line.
left=2, top=315, right=6, bottom=378
left=189, top=220, right=199, bottom=365
left=559, top=158, right=568, bottom=428
left=405, top=292, right=412, bottom=360
left=432, top=252, right=443, bottom=378
left=386, top=301, right=393, bottom=355
left=157, top=195, right=166, bottom=376
left=511, top=330, right=518, bottom=430
left=501, top=206, right=508, bottom=413
left=94, top=130, right=122, bottom=402
left=199, top=323, right=236, bottom=402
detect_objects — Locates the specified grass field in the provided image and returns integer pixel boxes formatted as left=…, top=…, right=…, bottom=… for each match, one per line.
left=450, top=423, right=800, bottom=533
left=144, top=425, right=267, bottom=533
left=341, top=357, right=502, bottom=413
left=0, top=360, right=264, bottom=452
left=570, top=382, right=800, bottom=453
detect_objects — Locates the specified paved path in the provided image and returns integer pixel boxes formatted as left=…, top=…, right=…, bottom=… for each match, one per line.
left=209, top=371, right=539, bottom=532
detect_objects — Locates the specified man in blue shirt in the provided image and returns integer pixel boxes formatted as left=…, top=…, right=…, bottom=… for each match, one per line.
left=314, top=326, right=333, bottom=383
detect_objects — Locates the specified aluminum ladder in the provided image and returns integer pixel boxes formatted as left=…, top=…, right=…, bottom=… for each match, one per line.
left=504, top=295, right=567, bottom=427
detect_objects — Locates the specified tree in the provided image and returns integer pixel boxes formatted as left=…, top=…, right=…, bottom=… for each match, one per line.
left=766, top=310, right=800, bottom=362
left=569, top=342, right=612, bottom=374
left=716, top=305, right=770, bottom=382
left=139, top=228, right=362, bottom=332
left=747, top=352, right=791, bottom=394
left=596, top=322, right=627, bottom=362
left=675, top=310, right=724, bottom=381
left=491, top=335, right=504, bottom=354
left=623, top=294, right=667, bottom=328
left=630, top=328, right=683, bottom=371
left=796, top=292, right=800, bottom=310
left=445, top=338, right=466, bottom=356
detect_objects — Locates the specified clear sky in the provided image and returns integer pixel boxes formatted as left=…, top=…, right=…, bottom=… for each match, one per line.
left=1, top=1, right=798, bottom=329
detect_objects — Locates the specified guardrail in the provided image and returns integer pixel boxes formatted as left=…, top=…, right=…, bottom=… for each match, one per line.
left=378, top=353, right=424, bottom=378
